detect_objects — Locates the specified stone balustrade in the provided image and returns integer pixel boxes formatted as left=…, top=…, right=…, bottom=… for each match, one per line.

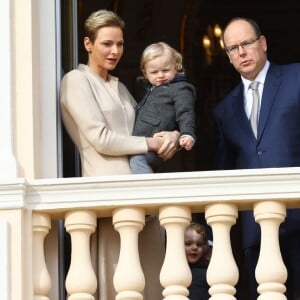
left=1, top=167, right=300, bottom=300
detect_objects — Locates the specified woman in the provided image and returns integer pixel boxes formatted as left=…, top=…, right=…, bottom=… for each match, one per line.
left=60, top=9, right=179, bottom=300
left=60, top=10, right=178, bottom=177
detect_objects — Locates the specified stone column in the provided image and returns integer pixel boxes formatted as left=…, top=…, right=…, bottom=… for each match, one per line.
left=205, top=203, right=239, bottom=300
left=0, top=0, right=17, bottom=178
left=65, top=210, right=97, bottom=300
left=113, top=207, right=145, bottom=300
left=254, top=201, right=287, bottom=300
left=159, top=205, right=191, bottom=300
left=32, top=213, right=52, bottom=300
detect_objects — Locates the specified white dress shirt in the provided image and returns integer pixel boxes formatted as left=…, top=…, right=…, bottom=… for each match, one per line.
left=241, top=60, right=270, bottom=118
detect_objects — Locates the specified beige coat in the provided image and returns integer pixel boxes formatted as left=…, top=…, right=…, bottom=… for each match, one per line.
left=60, top=64, right=148, bottom=176
left=60, top=64, right=164, bottom=300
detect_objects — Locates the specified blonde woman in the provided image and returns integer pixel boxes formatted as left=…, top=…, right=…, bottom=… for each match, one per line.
left=60, top=10, right=179, bottom=300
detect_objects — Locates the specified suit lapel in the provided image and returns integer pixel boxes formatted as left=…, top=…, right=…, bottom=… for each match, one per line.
left=257, top=64, right=282, bottom=141
left=232, top=83, right=254, bottom=137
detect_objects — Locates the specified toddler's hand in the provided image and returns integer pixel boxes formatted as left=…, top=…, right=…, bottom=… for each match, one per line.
left=179, top=136, right=194, bottom=151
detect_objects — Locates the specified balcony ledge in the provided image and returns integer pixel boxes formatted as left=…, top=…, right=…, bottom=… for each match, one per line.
left=1, top=167, right=300, bottom=216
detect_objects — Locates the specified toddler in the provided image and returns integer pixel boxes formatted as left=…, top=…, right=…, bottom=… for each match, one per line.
left=184, top=222, right=212, bottom=300
left=130, top=42, right=196, bottom=173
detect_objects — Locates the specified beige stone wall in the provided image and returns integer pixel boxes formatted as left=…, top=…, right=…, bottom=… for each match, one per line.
left=11, top=0, right=59, bottom=180
left=0, top=209, right=32, bottom=300
left=12, top=0, right=41, bottom=178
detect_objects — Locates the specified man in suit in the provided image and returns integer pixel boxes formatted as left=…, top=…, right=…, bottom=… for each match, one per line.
left=213, top=17, right=300, bottom=300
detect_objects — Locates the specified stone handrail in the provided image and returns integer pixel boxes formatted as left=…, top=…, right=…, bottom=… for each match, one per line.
left=1, top=167, right=300, bottom=300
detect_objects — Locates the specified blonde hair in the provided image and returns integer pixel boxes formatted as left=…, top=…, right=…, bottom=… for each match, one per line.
left=140, top=42, right=184, bottom=74
left=84, top=9, right=125, bottom=43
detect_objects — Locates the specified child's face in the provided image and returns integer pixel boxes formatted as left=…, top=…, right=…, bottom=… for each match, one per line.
left=184, top=229, right=206, bottom=264
left=143, top=52, right=177, bottom=86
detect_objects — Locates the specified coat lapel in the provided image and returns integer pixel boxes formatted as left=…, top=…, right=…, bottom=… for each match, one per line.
left=232, top=83, right=254, bottom=137
left=257, top=64, right=282, bottom=141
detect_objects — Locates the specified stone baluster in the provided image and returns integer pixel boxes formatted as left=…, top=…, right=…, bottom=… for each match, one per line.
left=113, top=207, right=145, bottom=300
left=65, top=210, right=97, bottom=300
left=254, top=201, right=287, bottom=300
left=205, top=203, right=239, bottom=300
left=32, top=213, right=52, bottom=300
left=159, top=205, right=192, bottom=300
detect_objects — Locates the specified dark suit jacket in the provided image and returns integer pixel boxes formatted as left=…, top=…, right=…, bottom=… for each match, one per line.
left=133, top=74, right=197, bottom=140
left=213, top=62, right=300, bottom=248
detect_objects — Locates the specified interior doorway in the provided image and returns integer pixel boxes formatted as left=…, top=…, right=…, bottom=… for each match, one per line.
left=60, top=0, right=300, bottom=177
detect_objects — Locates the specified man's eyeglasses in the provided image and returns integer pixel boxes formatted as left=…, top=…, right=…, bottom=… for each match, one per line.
left=226, top=36, right=260, bottom=55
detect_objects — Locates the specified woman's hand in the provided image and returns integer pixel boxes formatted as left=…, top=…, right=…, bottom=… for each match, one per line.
left=153, top=130, right=180, bottom=160
left=146, top=136, right=164, bottom=153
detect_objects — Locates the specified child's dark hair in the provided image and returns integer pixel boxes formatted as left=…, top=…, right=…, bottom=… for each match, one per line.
left=186, top=222, right=208, bottom=243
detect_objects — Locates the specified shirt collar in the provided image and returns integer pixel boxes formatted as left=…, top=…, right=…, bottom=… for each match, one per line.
left=241, top=60, right=270, bottom=89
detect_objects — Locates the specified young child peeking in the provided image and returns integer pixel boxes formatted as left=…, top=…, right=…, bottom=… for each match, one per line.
left=130, top=42, right=197, bottom=173
left=184, top=222, right=212, bottom=300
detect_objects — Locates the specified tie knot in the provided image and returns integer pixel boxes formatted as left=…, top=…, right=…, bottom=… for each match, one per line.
left=249, top=81, right=259, bottom=91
